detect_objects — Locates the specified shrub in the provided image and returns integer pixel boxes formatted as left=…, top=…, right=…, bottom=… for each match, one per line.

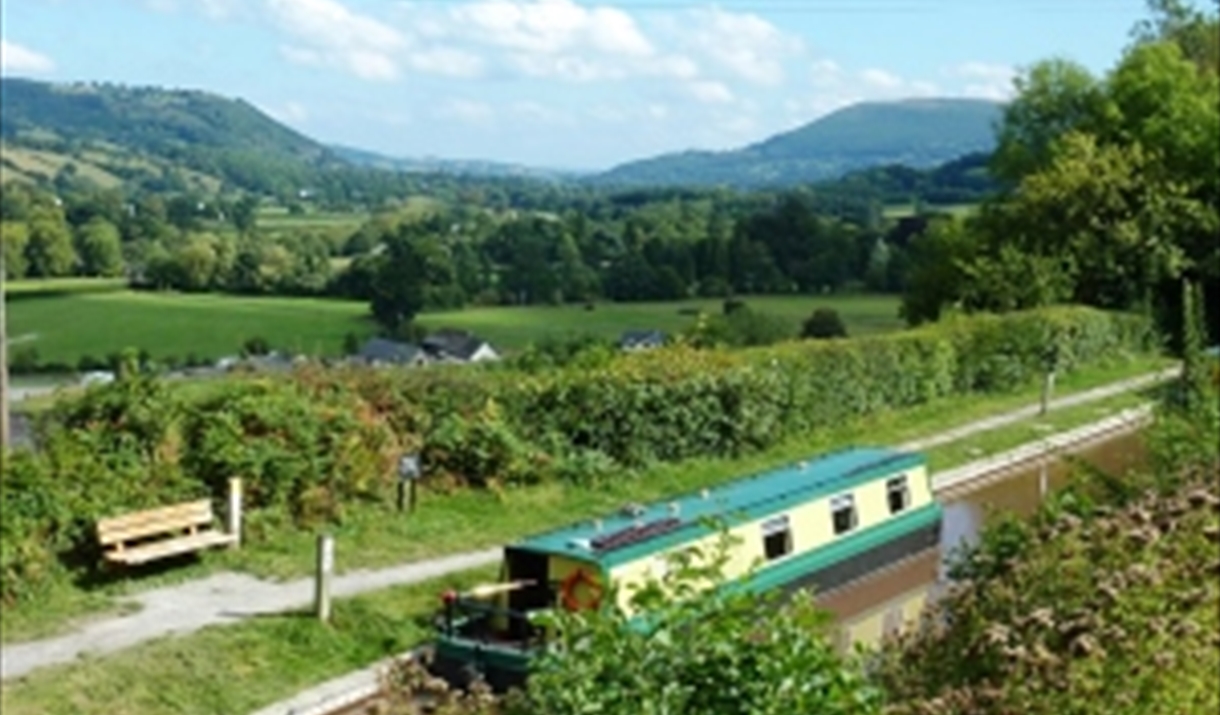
left=241, top=336, right=271, bottom=357
left=802, top=307, right=849, bottom=339
left=873, top=472, right=1220, bottom=715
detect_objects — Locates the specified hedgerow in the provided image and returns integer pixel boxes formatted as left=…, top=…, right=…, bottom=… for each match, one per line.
left=0, top=306, right=1156, bottom=604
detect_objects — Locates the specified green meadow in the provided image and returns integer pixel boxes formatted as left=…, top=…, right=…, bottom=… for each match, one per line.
left=5, top=278, right=903, bottom=367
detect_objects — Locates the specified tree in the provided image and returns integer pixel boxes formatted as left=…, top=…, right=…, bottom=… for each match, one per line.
left=23, top=205, right=77, bottom=277
left=802, top=307, right=849, bottom=339
left=369, top=232, right=427, bottom=332
left=1, top=222, right=30, bottom=279
left=989, top=58, right=1110, bottom=184
left=899, top=217, right=975, bottom=326
left=74, top=217, right=125, bottom=277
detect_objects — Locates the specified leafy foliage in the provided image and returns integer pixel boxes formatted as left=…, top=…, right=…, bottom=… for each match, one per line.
left=872, top=467, right=1220, bottom=715
left=802, top=307, right=850, bottom=339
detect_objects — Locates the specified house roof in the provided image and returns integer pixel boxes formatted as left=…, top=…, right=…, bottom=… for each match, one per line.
left=359, top=337, right=424, bottom=363
left=619, top=329, right=667, bottom=346
left=512, top=446, right=922, bottom=568
left=422, top=329, right=491, bottom=361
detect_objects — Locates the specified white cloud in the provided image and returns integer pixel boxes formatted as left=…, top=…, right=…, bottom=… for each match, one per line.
left=668, top=8, right=802, bottom=86
left=859, top=68, right=902, bottom=90
left=947, top=61, right=1017, bottom=100
left=141, top=0, right=244, bottom=19
left=267, top=0, right=407, bottom=81
left=451, top=0, right=653, bottom=57
left=266, top=101, right=309, bottom=123
left=686, top=79, right=734, bottom=105
left=511, top=101, right=573, bottom=125
left=434, top=98, right=495, bottom=125
left=810, top=59, right=841, bottom=88
left=407, top=48, right=485, bottom=78
left=412, top=0, right=697, bottom=83
left=0, top=41, right=56, bottom=75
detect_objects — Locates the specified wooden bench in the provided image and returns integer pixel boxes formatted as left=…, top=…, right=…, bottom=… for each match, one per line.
left=97, top=499, right=237, bottom=566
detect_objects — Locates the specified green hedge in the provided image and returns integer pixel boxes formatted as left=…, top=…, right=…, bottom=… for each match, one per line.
left=0, top=306, right=1156, bottom=605
left=491, top=306, right=1156, bottom=468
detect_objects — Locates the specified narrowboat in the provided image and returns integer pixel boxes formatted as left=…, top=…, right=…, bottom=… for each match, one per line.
left=428, top=446, right=943, bottom=692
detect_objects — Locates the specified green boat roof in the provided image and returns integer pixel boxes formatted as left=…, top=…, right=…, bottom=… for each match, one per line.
left=513, top=446, right=925, bottom=568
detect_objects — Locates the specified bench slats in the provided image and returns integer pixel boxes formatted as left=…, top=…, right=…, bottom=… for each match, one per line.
left=97, top=500, right=215, bottom=546
left=103, top=530, right=237, bottom=565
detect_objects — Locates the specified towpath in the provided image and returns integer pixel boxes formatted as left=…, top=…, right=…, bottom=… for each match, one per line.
left=0, top=366, right=1178, bottom=683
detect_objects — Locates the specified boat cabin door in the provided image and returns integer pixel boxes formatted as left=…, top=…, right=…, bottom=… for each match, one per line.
left=505, top=548, right=551, bottom=638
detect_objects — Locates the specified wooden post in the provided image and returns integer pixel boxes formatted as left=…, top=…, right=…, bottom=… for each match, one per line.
left=1040, top=370, right=1056, bottom=416
left=315, top=533, right=334, bottom=623
left=226, top=477, right=243, bottom=548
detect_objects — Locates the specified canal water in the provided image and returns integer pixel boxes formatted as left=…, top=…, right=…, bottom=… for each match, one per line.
left=819, top=430, right=1148, bottom=650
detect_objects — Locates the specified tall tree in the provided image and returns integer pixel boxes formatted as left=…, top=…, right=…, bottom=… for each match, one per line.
left=23, top=205, right=77, bottom=277
left=369, top=232, right=427, bottom=332
left=75, top=217, right=125, bottom=277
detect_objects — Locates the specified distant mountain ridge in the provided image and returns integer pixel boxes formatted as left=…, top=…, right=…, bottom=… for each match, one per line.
left=330, top=144, right=582, bottom=181
left=590, top=98, right=1005, bottom=188
left=0, top=77, right=1003, bottom=196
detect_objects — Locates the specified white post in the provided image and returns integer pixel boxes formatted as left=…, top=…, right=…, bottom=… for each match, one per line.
left=315, top=534, right=334, bottom=623
left=1039, top=370, right=1056, bottom=416
left=1039, top=460, right=1048, bottom=498
left=226, top=477, right=243, bottom=548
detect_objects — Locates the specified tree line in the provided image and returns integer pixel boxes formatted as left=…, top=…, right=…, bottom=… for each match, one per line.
left=1, top=175, right=951, bottom=315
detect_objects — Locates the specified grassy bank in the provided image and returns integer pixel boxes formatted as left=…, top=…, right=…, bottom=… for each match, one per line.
left=0, top=354, right=1173, bottom=646
left=0, top=567, right=498, bottom=715
left=0, top=362, right=1172, bottom=715
left=4, top=284, right=902, bottom=367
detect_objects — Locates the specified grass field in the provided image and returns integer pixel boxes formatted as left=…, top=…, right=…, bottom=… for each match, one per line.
left=4, top=279, right=903, bottom=367
left=882, top=202, right=978, bottom=219
left=0, top=356, right=1174, bottom=715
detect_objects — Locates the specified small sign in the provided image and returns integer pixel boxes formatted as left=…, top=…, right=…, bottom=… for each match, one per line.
left=398, top=454, right=421, bottom=481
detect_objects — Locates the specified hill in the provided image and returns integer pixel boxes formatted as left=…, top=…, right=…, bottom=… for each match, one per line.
left=0, top=77, right=349, bottom=196
left=330, top=144, right=580, bottom=182
left=592, top=98, right=1004, bottom=188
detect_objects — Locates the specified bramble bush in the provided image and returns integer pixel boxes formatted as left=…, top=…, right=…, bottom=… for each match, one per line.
left=0, top=306, right=1156, bottom=604
left=871, top=373, right=1220, bottom=715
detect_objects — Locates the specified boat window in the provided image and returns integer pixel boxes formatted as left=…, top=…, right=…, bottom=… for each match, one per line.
left=761, top=515, right=792, bottom=560
left=887, top=476, right=910, bottom=514
left=830, top=494, right=857, bottom=535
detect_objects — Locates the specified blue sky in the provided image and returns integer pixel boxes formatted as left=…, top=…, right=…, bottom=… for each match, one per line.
left=1, top=0, right=1162, bottom=170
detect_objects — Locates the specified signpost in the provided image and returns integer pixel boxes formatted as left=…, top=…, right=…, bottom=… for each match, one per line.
left=398, top=453, right=421, bottom=514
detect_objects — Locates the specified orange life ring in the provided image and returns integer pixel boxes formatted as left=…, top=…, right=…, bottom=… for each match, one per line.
left=559, top=568, right=604, bottom=611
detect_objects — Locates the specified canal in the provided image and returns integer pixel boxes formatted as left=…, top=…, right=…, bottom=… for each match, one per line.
left=821, top=429, right=1148, bottom=649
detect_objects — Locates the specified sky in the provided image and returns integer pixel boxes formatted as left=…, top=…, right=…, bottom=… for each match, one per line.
left=0, top=0, right=1166, bottom=170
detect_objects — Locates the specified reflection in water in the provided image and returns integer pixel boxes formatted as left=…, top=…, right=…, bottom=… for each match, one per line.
left=825, top=431, right=1148, bottom=649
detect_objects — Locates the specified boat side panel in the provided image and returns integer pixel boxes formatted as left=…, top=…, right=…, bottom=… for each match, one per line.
left=608, top=465, right=936, bottom=613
